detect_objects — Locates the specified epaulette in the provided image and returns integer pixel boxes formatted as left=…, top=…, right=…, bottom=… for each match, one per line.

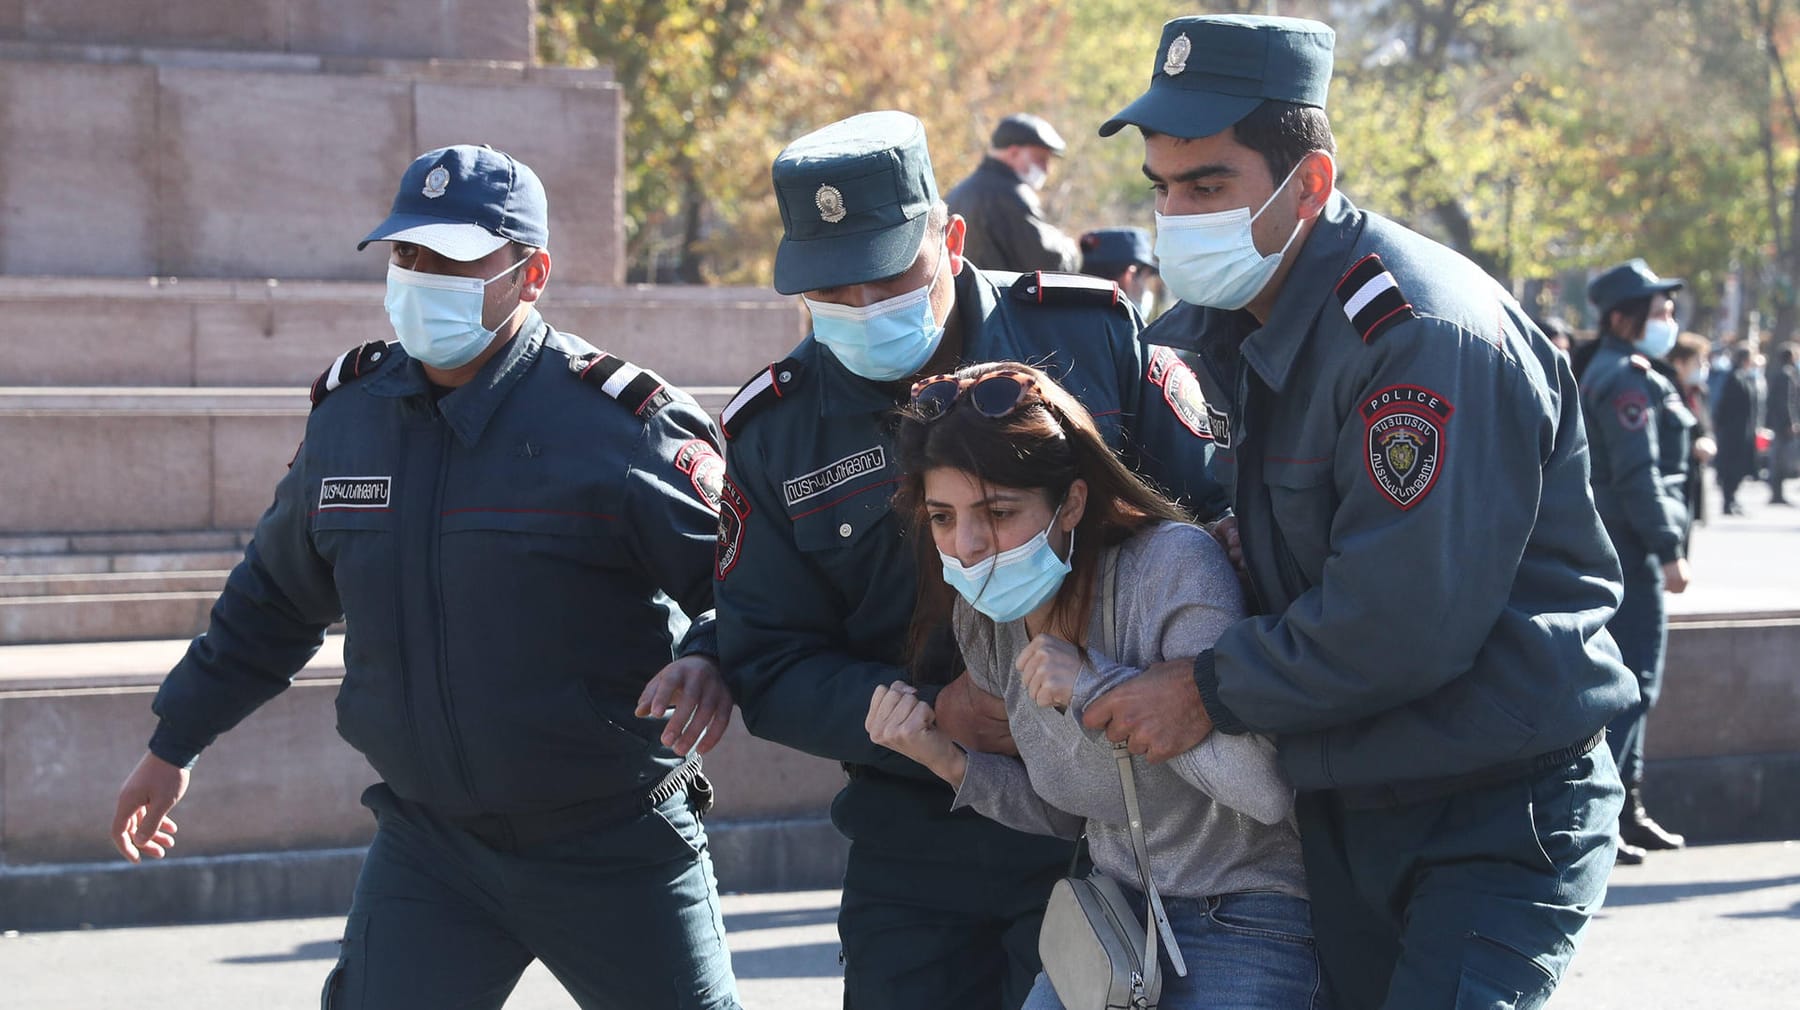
left=309, top=340, right=392, bottom=409
left=720, top=358, right=801, bottom=442
left=569, top=352, right=674, bottom=420
left=1009, top=271, right=1123, bottom=309
left=1335, top=253, right=1418, bottom=344
left=1628, top=354, right=1652, bottom=372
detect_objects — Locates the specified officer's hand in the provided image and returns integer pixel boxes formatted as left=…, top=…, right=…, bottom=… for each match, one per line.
left=1081, top=658, right=1214, bottom=763
left=1017, top=633, right=1081, bottom=710
left=866, top=682, right=966, bottom=786
left=1693, top=435, right=1717, bottom=465
left=932, top=671, right=1019, bottom=757
left=111, top=751, right=187, bottom=863
left=1663, top=557, right=1692, bottom=594
left=636, top=655, right=734, bottom=756
left=1207, top=516, right=1244, bottom=574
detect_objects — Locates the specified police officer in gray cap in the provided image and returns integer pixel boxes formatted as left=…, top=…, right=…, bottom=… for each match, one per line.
left=714, top=110, right=1229, bottom=1010
left=946, top=112, right=1084, bottom=273
left=1078, top=15, right=1637, bottom=1009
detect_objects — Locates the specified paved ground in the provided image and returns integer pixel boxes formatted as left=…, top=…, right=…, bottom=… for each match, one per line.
left=1665, top=478, right=1800, bottom=615
left=4, top=840, right=1796, bottom=1009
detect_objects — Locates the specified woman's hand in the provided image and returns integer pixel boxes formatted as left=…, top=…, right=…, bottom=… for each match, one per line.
left=867, top=682, right=967, bottom=786
left=1017, top=633, right=1082, bottom=710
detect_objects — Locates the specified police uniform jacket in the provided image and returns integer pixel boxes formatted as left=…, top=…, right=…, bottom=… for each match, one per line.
left=1145, top=192, right=1637, bottom=793
left=715, top=266, right=1226, bottom=837
left=945, top=157, right=1083, bottom=273
left=1581, top=337, right=1691, bottom=562
left=148, top=312, right=725, bottom=818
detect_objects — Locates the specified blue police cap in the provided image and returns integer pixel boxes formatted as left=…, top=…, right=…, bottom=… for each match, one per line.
left=991, top=113, right=1067, bottom=155
left=1100, top=15, right=1335, bottom=140
left=1079, top=227, right=1155, bottom=277
left=1587, top=258, right=1683, bottom=315
left=359, top=145, right=549, bottom=261
left=771, top=111, right=939, bottom=295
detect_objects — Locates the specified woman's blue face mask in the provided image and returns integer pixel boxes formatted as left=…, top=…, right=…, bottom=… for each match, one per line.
left=938, top=503, right=1073, bottom=624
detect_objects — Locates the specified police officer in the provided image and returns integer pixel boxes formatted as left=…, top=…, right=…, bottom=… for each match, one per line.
left=714, top=110, right=1227, bottom=1010
left=946, top=113, right=1084, bottom=273
left=1079, top=226, right=1162, bottom=319
left=108, top=145, right=741, bottom=1010
left=1583, top=259, right=1694, bottom=864
left=1078, top=16, right=1637, bottom=1009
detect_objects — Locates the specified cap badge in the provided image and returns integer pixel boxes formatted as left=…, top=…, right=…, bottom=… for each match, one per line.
left=422, top=166, right=450, bottom=199
left=1163, top=32, right=1191, bottom=76
left=815, top=184, right=847, bottom=224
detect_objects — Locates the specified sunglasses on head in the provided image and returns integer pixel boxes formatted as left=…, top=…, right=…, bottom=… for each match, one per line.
left=909, top=370, right=1040, bottom=421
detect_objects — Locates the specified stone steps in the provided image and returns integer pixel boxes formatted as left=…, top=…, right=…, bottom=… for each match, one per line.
left=0, top=569, right=230, bottom=597
left=0, top=590, right=218, bottom=645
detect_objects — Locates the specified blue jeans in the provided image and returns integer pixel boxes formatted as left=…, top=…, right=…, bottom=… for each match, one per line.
left=1023, top=890, right=1327, bottom=1010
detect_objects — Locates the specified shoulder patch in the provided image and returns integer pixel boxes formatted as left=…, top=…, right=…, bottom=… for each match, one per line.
left=720, top=358, right=800, bottom=442
left=309, top=340, right=393, bottom=409
left=1146, top=347, right=1213, bottom=440
left=673, top=438, right=726, bottom=513
left=715, top=477, right=751, bottom=580
left=1009, top=271, right=1122, bottom=309
left=1359, top=384, right=1454, bottom=511
left=570, top=352, right=673, bottom=420
left=1612, top=389, right=1651, bottom=431
left=1336, top=254, right=1417, bottom=344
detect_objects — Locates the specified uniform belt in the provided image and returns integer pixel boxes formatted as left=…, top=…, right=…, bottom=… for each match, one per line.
left=1331, top=729, right=1605, bottom=810
left=448, top=756, right=710, bottom=852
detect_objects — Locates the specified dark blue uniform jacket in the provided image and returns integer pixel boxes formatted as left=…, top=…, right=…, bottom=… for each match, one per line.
left=150, top=312, right=725, bottom=817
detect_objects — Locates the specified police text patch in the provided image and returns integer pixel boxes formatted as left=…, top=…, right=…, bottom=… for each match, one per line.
left=782, top=447, right=887, bottom=507
left=674, top=440, right=725, bottom=513
left=318, top=476, right=391, bottom=510
left=716, top=478, right=750, bottom=580
left=1359, top=386, right=1454, bottom=511
left=1146, top=347, right=1212, bottom=440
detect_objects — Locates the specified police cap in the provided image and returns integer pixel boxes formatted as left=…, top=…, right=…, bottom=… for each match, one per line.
left=1100, top=15, right=1336, bottom=140
left=1587, top=258, right=1684, bottom=316
left=359, top=145, right=548, bottom=261
left=991, top=113, right=1067, bottom=155
left=771, top=111, right=939, bottom=296
left=1079, top=227, right=1156, bottom=278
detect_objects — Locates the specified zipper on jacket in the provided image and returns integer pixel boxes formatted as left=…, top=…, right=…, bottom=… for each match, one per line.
left=430, top=433, right=478, bottom=805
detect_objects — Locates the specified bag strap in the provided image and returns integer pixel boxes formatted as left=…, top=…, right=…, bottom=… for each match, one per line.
left=1104, top=547, right=1189, bottom=985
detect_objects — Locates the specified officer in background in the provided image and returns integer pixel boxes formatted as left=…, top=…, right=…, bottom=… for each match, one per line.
left=715, top=110, right=1228, bottom=1010
left=108, top=145, right=741, bottom=1010
left=1079, top=16, right=1636, bottom=1009
left=1079, top=226, right=1162, bottom=319
left=1583, top=259, right=1694, bottom=865
left=946, top=112, right=1084, bottom=272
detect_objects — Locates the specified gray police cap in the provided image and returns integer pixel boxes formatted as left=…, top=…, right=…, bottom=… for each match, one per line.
left=1100, top=15, right=1335, bottom=140
left=771, top=110, right=939, bottom=296
left=1588, top=258, right=1684, bottom=315
left=991, top=113, right=1067, bottom=155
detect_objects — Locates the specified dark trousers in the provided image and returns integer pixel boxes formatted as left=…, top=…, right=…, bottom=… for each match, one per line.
left=1772, top=434, right=1796, bottom=499
left=1297, top=747, right=1623, bottom=1010
left=832, top=774, right=1071, bottom=1010
left=321, top=783, right=739, bottom=1010
left=1604, top=544, right=1665, bottom=787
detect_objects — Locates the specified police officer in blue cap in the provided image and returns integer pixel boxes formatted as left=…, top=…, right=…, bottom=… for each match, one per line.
left=715, top=110, right=1228, bottom=1010
left=1078, top=15, right=1637, bottom=1009
left=1080, top=226, right=1161, bottom=319
left=1583, top=258, right=1694, bottom=865
left=109, top=145, right=742, bottom=1009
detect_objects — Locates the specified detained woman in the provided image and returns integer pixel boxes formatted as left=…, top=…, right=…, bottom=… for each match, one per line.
left=863, top=361, right=1323, bottom=1009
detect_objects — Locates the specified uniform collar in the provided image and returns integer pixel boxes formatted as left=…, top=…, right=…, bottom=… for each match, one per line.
left=814, top=267, right=1012, bottom=417
left=366, top=309, right=547, bottom=446
left=1238, top=190, right=1366, bottom=394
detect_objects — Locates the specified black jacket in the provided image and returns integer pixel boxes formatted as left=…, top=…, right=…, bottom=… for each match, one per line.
left=945, top=157, right=1081, bottom=273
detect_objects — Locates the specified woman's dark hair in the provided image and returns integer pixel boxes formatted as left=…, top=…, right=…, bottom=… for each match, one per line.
left=892, top=361, right=1192, bottom=677
left=1601, top=295, right=1652, bottom=342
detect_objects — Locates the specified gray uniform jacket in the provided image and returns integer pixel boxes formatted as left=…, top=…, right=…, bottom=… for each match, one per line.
left=1581, top=338, right=1690, bottom=562
left=952, top=522, right=1306, bottom=901
left=1144, top=191, right=1637, bottom=792
left=946, top=157, right=1083, bottom=274
left=149, top=312, right=725, bottom=817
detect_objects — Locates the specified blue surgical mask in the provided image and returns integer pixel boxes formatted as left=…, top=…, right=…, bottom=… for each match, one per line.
left=938, top=507, right=1073, bottom=624
left=1154, top=160, right=1306, bottom=311
left=804, top=249, right=946, bottom=381
left=1636, top=317, right=1679, bottom=359
left=384, top=257, right=529, bottom=369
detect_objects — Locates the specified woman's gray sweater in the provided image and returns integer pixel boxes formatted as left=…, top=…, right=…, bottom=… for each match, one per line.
left=950, top=521, right=1307, bottom=900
